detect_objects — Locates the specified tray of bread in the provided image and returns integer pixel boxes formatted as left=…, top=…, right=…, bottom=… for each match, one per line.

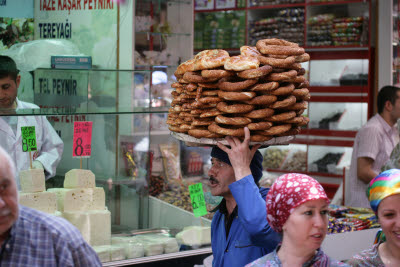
left=167, top=38, right=310, bottom=146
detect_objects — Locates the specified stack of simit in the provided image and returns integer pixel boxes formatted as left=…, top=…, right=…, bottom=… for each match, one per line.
left=167, top=38, right=310, bottom=142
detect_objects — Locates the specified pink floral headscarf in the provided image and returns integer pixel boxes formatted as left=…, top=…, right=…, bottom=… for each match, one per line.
left=266, top=173, right=330, bottom=233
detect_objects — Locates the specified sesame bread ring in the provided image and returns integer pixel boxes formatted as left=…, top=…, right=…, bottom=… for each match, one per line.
left=266, top=111, right=296, bottom=122
left=185, top=90, right=197, bottom=96
left=268, top=54, right=289, bottom=59
left=224, top=55, right=260, bottom=71
left=237, top=65, right=273, bottom=79
left=178, top=78, right=190, bottom=84
left=282, top=116, right=307, bottom=124
left=288, top=63, right=303, bottom=70
left=244, top=95, right=277, bottom=105
left=182, top=103, right=194, bottom=109
left=247, top=121, right=273, bottom=131
left=257, top=44, right=305, bottom=56
left=285, top=75, right=306, bottom=84
left=175, top=87, right=184, bottom=94
left=202, top=89, right=219, bottom=96
left=191, top=117, right=216, bottom=126
left=168, top=125, right=188, bottom=133
left=218, top=90, right=256, bottom=101
left=198, top=96, right=223, bottom=104
left=266, top=70, right=298, bottom=82
left=179, top=112, right=193, bottom=117
left=200, top=108, right=224, bottom=118
left=240, top=46, right=261, bottom=57
left=183, top=116, right=193, bottom=122
left=183, top=72, right=219, bottom=83
left=215, top=115, right=252, bottom=126
left=257, top=55, right=296, bottom=68
left=270, top=95, right=297, bottom=109
left=175, top=59, right=196, bottom=75
left=297, top=68, right=306, bottom=76
left=296, top=109, right=306, bottom=116
left=269, top=83, right=295, bottom=96
left=244, top=108, right=274, bottom=119
left=198, top=82, right=219, bottom=89
left=181, top=93, right=196, bottom=99
left=190, top=109, right=205, bottom=116
left=166, top=119, right=178, bottom=126
left=188, top=128, right=224, bottom=139
left=250, top=81, right=280, bottom=92
left=250, top=135, right=273, bottom=142
left=287, top=101, right=308, bottom=111
left=297, top=80, right=309, bottom=88
left=218, top=77, right=259, bottom=91
left=208, top=123, right=245, bottom=137
left=216, top=102, right=254, bottom=114
left=191, top=101, right=217, bottom=109
left=301, top=93, right=311, bottom=101
left=201, top=69, right=235, bottom=79
left=292, top=88, right=310, bottom=98
left=258, top=124, right=292, bottom=136
left=295, top=53, right=310, bottom=63
left=185, top=83, right=198, bottom=91
left=194, top=49, right=230, bottom=70
left=171, top=90, right=179, bottom=97
left=171, top=82, right=183, bottom=88
left=180, top=124, right=192, bottom=131
left=276, top=126, right=301, bottom=137
left=257, top=38, right=299, bottom=48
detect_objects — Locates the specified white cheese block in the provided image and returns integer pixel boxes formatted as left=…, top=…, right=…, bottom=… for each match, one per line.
left=109, top=245, right=125, bottom=261
left=19, top=169, right=45, bottom=193
left=175, top=226, right=211, bottom=247
left=64, top=169, right=95, bottom=188
left=162, top=237, right=179, bottom=254
left=111, top=237, right=145, bottom=259
left=143, top=241, right=164, bottom=256
left=48, top=187, right=105, bottom=212
left=19, top=191, right=57, bottom=214
left=93, top=246, right=110, bottom=263
left=63, top=209, right=111, bottom=246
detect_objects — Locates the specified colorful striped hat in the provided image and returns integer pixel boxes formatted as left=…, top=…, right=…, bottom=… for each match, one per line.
left=367, top=169, right=400, bottom=213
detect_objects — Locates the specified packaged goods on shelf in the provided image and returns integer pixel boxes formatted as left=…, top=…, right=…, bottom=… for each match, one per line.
left=281, top=149, right=307, bottom=171
left=318, top=111, right=344, bottom=129
left=262, top=148, right=290, bottom=169
left=309, top=152, right=344, bottom=173
left=249, top=0, right=304, bottom=7
left=307, top=14, right=334, bottom=47
left=249, top=8, right=304, bottom=47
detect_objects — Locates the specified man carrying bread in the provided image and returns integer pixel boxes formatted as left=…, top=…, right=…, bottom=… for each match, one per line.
left=208, top=127, right=280, bottom=267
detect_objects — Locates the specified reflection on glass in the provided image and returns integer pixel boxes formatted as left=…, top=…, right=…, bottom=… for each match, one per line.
left=309, top=59, right=368, bottom=86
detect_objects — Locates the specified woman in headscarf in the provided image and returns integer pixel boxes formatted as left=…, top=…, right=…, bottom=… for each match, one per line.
left=246, top=173, right=347, bottom=267
left=347, top=169, right=400, bottom=266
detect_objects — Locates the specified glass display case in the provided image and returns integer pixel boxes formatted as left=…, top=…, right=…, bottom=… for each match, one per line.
left=6, top=68, right=213, bottom=265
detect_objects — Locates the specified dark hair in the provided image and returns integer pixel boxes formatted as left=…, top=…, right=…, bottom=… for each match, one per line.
left=0, top=55, right=19, bottom=81
left=377, top=86, right=400, bottom=114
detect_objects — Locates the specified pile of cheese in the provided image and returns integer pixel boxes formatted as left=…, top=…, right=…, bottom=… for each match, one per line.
left=18, top=169, right=118, bottom=262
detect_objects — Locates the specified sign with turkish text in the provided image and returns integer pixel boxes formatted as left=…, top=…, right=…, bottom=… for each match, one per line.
left=21, top=126, right=37, bottom=152
left=73, top=121, right=92, bottom=157
left=189, top=183, right=208, bottom=217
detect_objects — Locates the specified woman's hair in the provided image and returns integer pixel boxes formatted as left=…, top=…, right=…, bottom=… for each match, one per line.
left=367, top=169, right=400, bottom=213
left=266, top=173, right=329, bottom=233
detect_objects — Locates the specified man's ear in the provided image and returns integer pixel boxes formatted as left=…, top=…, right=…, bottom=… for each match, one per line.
left=15, top=75, right=21, bottom=88
left=385, top=100, right=393, bottom=112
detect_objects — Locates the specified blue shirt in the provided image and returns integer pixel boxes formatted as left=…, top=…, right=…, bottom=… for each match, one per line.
left=0, top=205, right=101, bottom=266
left=211, top=175, right=281, bottom=267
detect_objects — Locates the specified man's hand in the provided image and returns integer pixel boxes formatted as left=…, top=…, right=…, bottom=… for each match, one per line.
left=217, top=127, right=261, bottom=181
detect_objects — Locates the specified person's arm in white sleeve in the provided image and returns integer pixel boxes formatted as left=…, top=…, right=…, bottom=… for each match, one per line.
left=35, top=117, right=64, bottom=179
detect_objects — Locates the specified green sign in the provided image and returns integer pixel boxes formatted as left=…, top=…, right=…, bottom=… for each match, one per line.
left=189, top=183, right=208, bottom=217
left=21, top=126, right=37, bottom=152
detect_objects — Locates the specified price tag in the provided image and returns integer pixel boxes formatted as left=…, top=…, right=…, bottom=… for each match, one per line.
left=21, top=126, right=37, bottom=152
left=73, top=121, right=93, bottom=158
left=189, top=183, right=208, bottom=217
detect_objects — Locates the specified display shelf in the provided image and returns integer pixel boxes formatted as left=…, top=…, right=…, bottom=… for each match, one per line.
left=309, top=86, right=368, bottom=93
left=266, top=169, right=343, bottom=179
left=307, top=0, right=367, bottom=6
left=194, top=7, right=246, bottom=13
left=309, top=95, right=368, bottom=103
left=247, top=3, right=305, bottom=9
left=294, top=136, right=354, bottom=147
left=135, top=31, right=191, bottom=37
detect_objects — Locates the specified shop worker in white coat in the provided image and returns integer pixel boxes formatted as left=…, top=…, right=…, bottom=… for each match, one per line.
left=0, top=55, right=63, bottom=188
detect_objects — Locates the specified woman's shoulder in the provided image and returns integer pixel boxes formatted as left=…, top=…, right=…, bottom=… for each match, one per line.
left=346, top=243, right=384, bottom=267
left=245, top=252, right=279, bottom=267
